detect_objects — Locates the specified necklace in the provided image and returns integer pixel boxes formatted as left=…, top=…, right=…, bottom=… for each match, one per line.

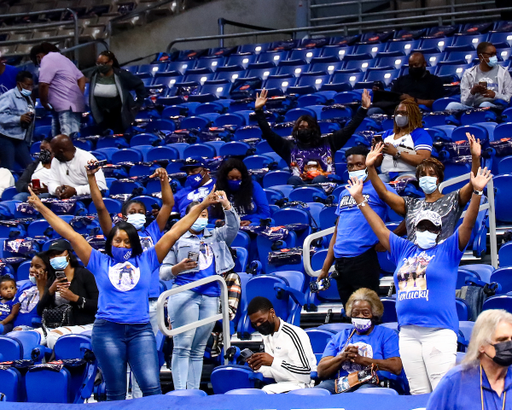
left=481, top=365, right=506, bottom=410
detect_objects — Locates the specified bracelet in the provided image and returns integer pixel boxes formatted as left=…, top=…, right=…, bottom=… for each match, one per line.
left=473, top=190, right=483, bottom=196
left=357, top=199, right=368, bottom=208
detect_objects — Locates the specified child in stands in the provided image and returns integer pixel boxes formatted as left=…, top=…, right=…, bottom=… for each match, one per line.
left=0, top=275, right=20, bottom=334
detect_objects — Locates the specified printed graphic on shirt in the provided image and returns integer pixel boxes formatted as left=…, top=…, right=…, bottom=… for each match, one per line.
left=0, top=302, right=11, bottom=316
left=139, top=236, right=154, bottom=251
left=478, top=75, right=498, bottom=93
left=186, top=187, right=211, bottom=202
left=18, top=287, right=38, bottom=314
left=0, top=84, right=9, bottom=95
left=337, top=194, right=370, bottom=212
left=341, top=342, right=374, bottom=373
left=198, top=243, right=214, bottom=270
left=108, top=262, right=140, bottom=292
left=396, top=252, right=434, bottom=301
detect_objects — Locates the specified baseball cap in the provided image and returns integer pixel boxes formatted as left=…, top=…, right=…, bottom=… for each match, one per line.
left=180, top=157, right=206, bottom=171
left=414, top=210, right=442, bottom=228
left=48, top=239, right=72, bottom=253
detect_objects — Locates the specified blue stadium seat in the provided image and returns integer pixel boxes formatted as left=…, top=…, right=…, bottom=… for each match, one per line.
left=180, top=116, right=210, bottom=131
left=353, top=387, right=399, bottom=396
left=264, top=188, right=284, bottom=205
left=436, top=63, right=471, bottom=79
left=111, top=148, right=143, bottom=164
left=354, top=43, right=387, bottom=57
left=245, top=66, right=278, bottom=80
left=360, top=68, right=400, bottom=88
left=309, top=59, right=344, bottom=74
left=287, top=72, right=332, bottom=94
left=380, top=298, right=397, bottom=323
left=131, top=145, right=154, bottom=162
left=131, top=195, right=162, bottom=210
left=145, top=119, right=176, bottom=134
left=493, top=123, right=512, bottom=141
left=499, top=242, right=512, bottom=268
left=146, top=146, right=179, bottom=162
left=218, top=141, right=251, bottom=157
left=88, top=198, right=122, bottom=215
left=493, top=175, right=512, bottom=223
left=289, top=186, right=326, bottom=203
left=385, top=39, right=421, bottom=55
left=322, top=71, right=365, bottom=91
left=375, top=56, right=407, bottom=70
left=130, top=133, right=161, bottom=147
left=456, top=298, right=470, bottom=321
left=152, top=73, right=183, bottom=88
left=94, top=147, right=119, bottom=162
left=257, top=50, right=290, bottom=66
left=319, top=206, right=337, bottom=230
left=490, top=268, right=512, bottom=294
left=446, top=34, right=489, bottom=51
left=440, top=51, right=478, bottom=65
left=417, top=37, right=453, bottom=53
left=498, top=156, right=512, bottom=174
left=243, top=155, right=274, bottom=170
left=342, top=58, right=376, bottom=72
left=288, top=388, right=331, bottom=396
left=273, top=208, right=311, bottom=244
left=226, top=53, right=258, bottom=69
left=289, top=48, right=322, bottom=63
left=214, top=67, right=246, bottom=82
left=225, top=388, right=268, bottom=395
left=483, top=295, right=512, bottom=313
left=137, top=62, right=168, bottom=76
left=183, top=143, right=216, bottom=158
left=320, top=45, right=354, bottom=60
left=188, top=79, right=232, bottom=102
left=106, top=180, right=143, bottom=196
left=195, top=56, right=226, bottom=71
left=232, top=230, right=251, bottom=249
left=166, top=389, right=207, bottom=397
left=238, top=43, right=271, bottom=54
left=0, top=367, right=23, bottom=402
left=451, top=124, right=487, bottom=143
left=276, top=62, right=310, bottom=77
left=285, top=107, right=316, bottom=122
left=317, top=323, right=353, bottom=333
left=255, top=140, right=273, bottom=155
left=262, top=74, right=297, bottom=95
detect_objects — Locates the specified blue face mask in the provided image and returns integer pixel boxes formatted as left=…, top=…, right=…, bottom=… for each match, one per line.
left=20, top=88, right=32, bottom=97
left=126, top=213, right=146, bottom=231
left=50, top=256, right=69, bottom=270
left=419, top=176, right=438, bottom=195
left=185, top=173, right=204, bottom=190
left=487, top=55, right=499, bottom=68
left=348, top=168, right=368, bottom=182
left=191, top=217, right=208, bottom=233
left=227, top=179, right=242, bottom=192
left=416, top=230, right=438, bottom=249
left=111, top=246, right=132, bottom=263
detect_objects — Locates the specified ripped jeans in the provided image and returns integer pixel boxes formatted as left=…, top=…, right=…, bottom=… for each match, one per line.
left=399, top=325, right=457, bottom=395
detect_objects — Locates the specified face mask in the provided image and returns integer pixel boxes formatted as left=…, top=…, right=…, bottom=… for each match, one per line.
left=296, top=128, right=321, bottom=147
left=491, top=340, right=512, bottom=367
left=29, top=275, right=36, bottom=285
left=20, top=88, right=32, bottom=97
left=255, top=320, right=274, bottom=336
left=39, top=149, right=52, bottom=165
left=126, top=213, right=146, bottom=231
left=348, top=168, right=368, bottom=182
left=395, top=114, right=409, bottom=128
left=111, top=246, right=132, bottom=263
left=97, top=64, right=112, bottom=75
left=50, top=256, right=69, bottom=270
left=227, top=179, right=242, bottom=192
left=352, top=318, right=373, bottom=333
left=487, top=55, right=499, bottom=68
left=191, top=217, right=208, bottom=232
left=416, top=230, right=438, bottom=249
left=409, top=66, right=426, bottom=79
left=419, top=176, right=438, bottom=195
left=185, top=173, right=204, bottom=190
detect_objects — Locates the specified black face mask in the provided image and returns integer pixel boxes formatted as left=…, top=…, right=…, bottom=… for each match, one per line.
left=39, top=149, right=52, bottom=165
left=295, top=128, right=321, bottom=147
left=409, top=66, right=426, bottom=80
left=97, top=64, right=112, bottom=75
left=254, top=319, right=274, bottom=336
left=491, top=340, right=512, bottom=367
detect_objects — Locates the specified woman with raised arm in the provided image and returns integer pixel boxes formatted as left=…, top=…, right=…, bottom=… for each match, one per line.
left=254, top=88, right=371, bottom=185
left=366, top=133, right=481, bottom=242
left=345, top=167, right=492, bottom=395
left=27, top=186, right=218, bottom=401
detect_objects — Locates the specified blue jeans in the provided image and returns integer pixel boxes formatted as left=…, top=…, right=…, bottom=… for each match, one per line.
left=316, top=379, right=378, bottom=394
left=52, top=110, right=81, bottom=137
left=168, top=288, right=219, bottom=389
left=91, top=319, right=161, bottom=401
left=13, top=192, right=51, bottom=202
left=445, top=101, right=497, bottom=111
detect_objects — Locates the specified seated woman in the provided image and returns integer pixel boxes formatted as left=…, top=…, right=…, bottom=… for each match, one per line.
left=345, top=168, right=492, bottom=394
left=212, top=158, right=270, bottom=226
left=316, top=288, right=402, bottom=393
left=375, top=99, right=432, bottom=183
left=366, top=133, right=481, bottom=242
left=36, top=240, right=99, bottom=349
left=254, top=88, right=370, bottom=185
left=427, top=309, right=512, bottom=410
left=160, top=192, right=240, bottom=390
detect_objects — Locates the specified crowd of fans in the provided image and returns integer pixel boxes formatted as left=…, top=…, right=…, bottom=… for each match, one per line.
left=0, top=38, right=511, bottom=406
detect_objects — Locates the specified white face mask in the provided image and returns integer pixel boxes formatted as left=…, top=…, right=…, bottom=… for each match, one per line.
left=416, top=230, right=438, bottom=249
left=29, top=275, right=37, bottom=285
left=126, top=213, right=146, bottom=231
left=351, top=318, right=372, bottom=333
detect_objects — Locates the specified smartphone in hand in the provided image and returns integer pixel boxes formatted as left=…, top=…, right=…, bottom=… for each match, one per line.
left=31, top=179, right=41, bottom=189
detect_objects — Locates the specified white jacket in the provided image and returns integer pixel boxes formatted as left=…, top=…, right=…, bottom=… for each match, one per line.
left=257, top=319, right=317, bottom=386
left=461, top=64, right=512, bottom=106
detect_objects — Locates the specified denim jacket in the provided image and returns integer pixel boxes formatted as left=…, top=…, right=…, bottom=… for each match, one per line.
left=160, top=207, right=240, bottom=278
left=0, top=87, right=34, bottom=142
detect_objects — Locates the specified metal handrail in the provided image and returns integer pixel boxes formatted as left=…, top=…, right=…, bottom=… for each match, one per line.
left=110, top=0, right=175, bottom=22
left=157, top=275, right=231, bottom=365
left=218, top=18, right=277, bottom=48
left=303, top=226, right=335, bottom=278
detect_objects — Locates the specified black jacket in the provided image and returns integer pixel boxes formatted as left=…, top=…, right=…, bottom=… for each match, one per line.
left=16, top=160, right=39, bottom=193
left=89, top=67, right=148, bottom=131
left=254, top=107, right=368, bottom=166
left=37, top=266, right=99, bottom=326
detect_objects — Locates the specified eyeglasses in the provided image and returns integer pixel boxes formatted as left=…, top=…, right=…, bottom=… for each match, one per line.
left=481, top=52, right=497, bottom=57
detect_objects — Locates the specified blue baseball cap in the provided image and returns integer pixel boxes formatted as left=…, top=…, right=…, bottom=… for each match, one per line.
left=180, top=157, right=206, bottom=171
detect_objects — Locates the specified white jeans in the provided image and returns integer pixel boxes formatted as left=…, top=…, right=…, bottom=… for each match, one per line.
left=399, top=325, right=457, bottom=395
left=33, top=324, right=94, bottom=349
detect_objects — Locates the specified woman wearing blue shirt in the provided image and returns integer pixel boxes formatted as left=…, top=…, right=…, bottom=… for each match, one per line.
left=345, top=167, right=492, bottom=395
left=427, top=310, right=512, bottom=410
left=27, top=186, right=218, bottom=401
left=212, top=158, right=270, bottom=226
left=160, top=192, right=240, bottom=390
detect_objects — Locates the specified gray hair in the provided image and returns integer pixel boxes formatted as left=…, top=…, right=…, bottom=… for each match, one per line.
left=462, top=309, right=512, bottom=368
left=345, top=288, right=384, bottom=319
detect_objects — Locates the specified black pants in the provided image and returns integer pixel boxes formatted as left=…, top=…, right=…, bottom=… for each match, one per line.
left=0, top=134, right=33, bottom=171
left=334, top=247, right=381, bottom=308
left=99, top=108, right=124, bottom=134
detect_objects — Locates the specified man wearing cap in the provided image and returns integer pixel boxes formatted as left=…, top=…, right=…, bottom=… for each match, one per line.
left=173, top=157, right=215, bottom=217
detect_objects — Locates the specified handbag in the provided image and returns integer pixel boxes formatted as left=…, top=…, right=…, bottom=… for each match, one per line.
left=335, top=364, right=379, bottom=393
left=41, top=304, right=73, bottom=336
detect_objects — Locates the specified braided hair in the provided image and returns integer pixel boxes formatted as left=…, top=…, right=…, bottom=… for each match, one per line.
left=393, top=98, right=423, bottom=135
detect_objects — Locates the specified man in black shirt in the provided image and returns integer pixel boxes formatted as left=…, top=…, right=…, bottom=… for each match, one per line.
left=368, top=52, right=445, bottom=115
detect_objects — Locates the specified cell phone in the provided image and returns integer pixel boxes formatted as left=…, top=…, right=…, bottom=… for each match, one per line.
left=239, top=348, right=254, bottom=361
left=87, top=159, right=108, bottom=170
left=188, top=251, right=199, bottom=262
left=479, top=81, right=488, bottom=88
left=56, top=270, right=66, bottom=280
left=373, top=134, right=383, bottom=144
left=31, top=179, right=41, bottom=189
left=309, top=278, right=331, bottom=293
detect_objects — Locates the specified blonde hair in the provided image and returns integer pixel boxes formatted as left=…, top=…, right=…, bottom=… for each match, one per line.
left=345, top=288, right=384, bottom=319
left=462, top=309, right=512, bottom=368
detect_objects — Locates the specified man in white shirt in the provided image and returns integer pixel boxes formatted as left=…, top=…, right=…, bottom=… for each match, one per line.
left=0, top=167, right=14, bottom=197
left=48, top=134, right=107, bottom=198
left=247, top=297, right=317, bottom=394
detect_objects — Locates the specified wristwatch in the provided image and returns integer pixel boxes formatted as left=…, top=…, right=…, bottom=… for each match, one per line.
left=393, top=151, right=402, bottom=160
left=473, top=190, right=483, bottom=196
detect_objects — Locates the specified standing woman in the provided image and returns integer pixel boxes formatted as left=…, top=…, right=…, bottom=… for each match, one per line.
left=27, top=186, right=218, bottom=401
left=212, top=158, right=270, bottom=226
left=344, top=168, right=492, bottom=394
left=89, top=51, right=148, bottom=134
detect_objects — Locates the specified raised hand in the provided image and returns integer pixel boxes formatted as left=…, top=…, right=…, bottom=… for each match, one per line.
left=466, top=132, right=481, bottom=158
left=366, top=142, right=384, bottom=168
left=470, top=167, right=492, bottom=192
left=27, top=187, right=44, bottom=211
left=346, top=177, right=364, bottom=200
left=150, top=167, right=168, bottom=182
left=255, top=88, right=268, bottom=111
left=201, top=186, right=218, bottom=208
left=85, top=159, right=102, bottom=176
left=215, top=190, right=231, bottom=210
left=361, top=89, right=371, bottom=109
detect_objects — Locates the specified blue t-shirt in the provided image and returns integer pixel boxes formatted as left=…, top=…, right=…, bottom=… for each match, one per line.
left=229, top=181, right=271, bottom=223
left=0, top=65, right=18, bottom=95
left=322, top=325, right=400, bottom=378
left=0, top=295, right=20, bottom=322
left=427, top=365, right=512, bottom=410
left=138, top=220, right=164, bottom=299
left=334, top=180, right=396, bottom=258
left=173, top=178, right=216, bottom=217
left=390, top=229, right=465, bottom=334
left=13, top=281, right=40, bottom=327
left=87, top=247, right=159, bottom=324
left=174, top=234, right=220, bottom=297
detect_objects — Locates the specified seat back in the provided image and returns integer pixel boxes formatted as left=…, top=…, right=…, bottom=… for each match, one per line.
left=0, top=368, right=23, bottom=402
left=490, top=268, right=512, bottom=294
left=211, top=365, right=259, bottom=394
left=483, top=295, right=512, bottom=312
left=305, top=328, right=334, bottom=362
left=7, top=331, right=42, bottom=360
left=0, top=337, right=22, bottom=361
left=26, top=367, right=71, bottom=403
